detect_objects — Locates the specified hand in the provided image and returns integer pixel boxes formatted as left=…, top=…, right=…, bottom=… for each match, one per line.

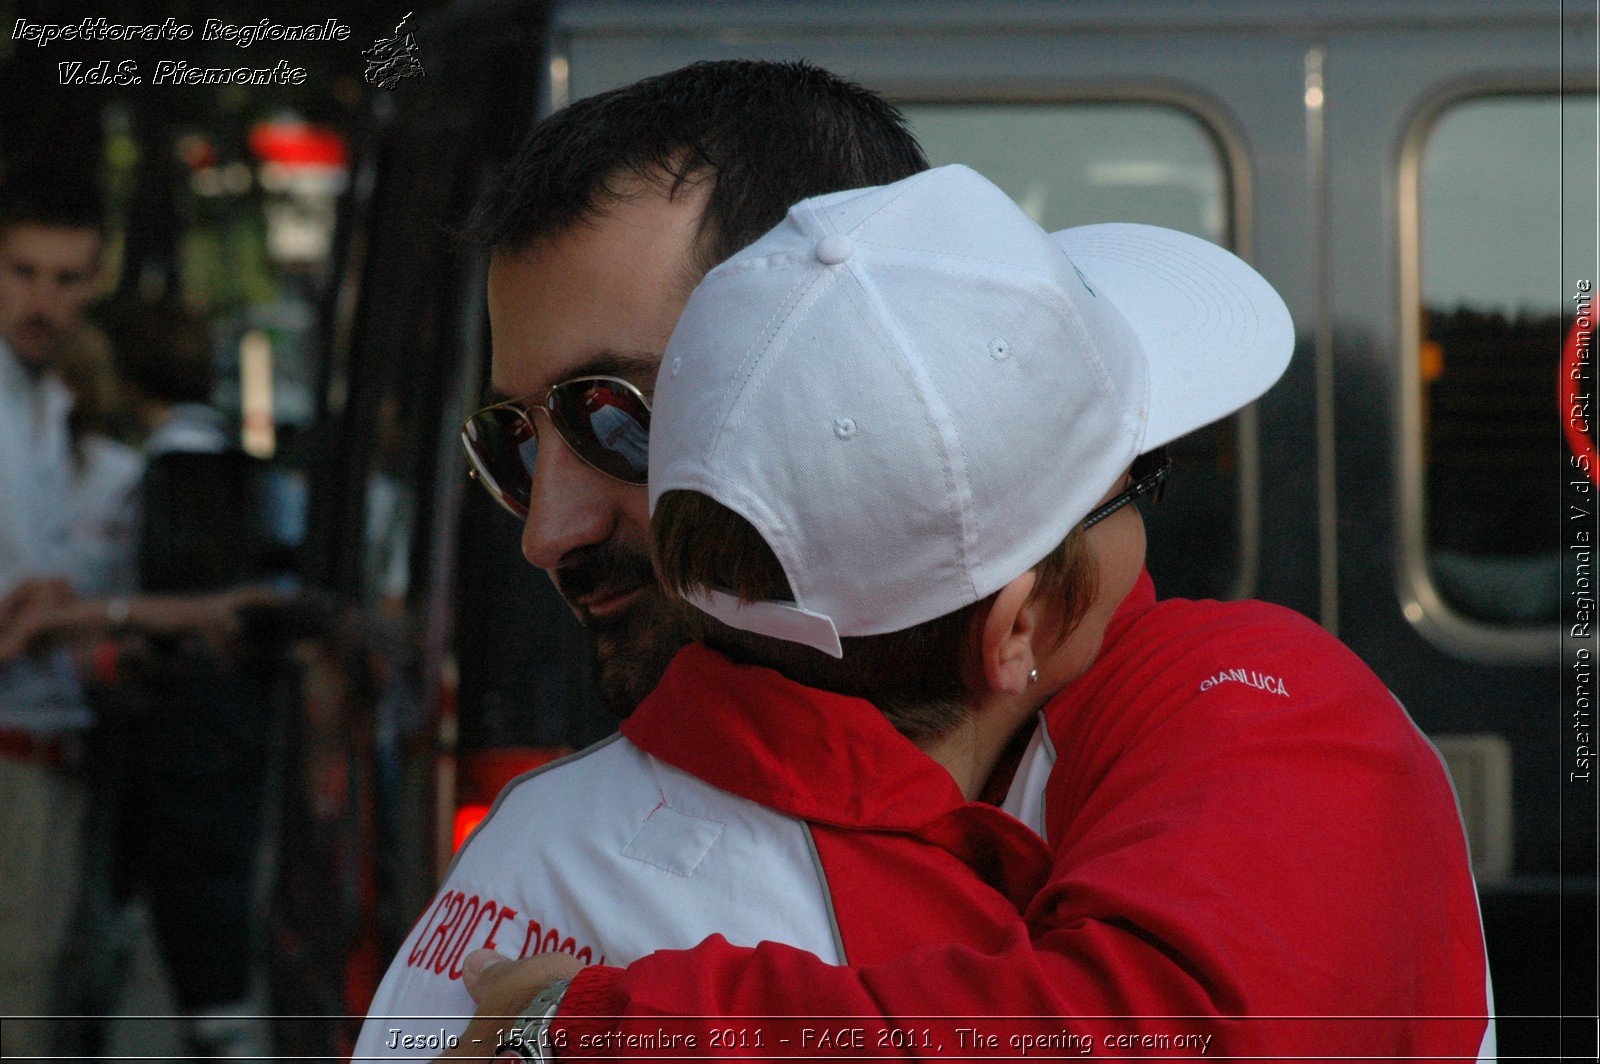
left=0, top=599, right=53, bottom=661
left=0, top=580, right=87, bottom=660
left=219, top=584, right=291, bottom=615
left=132, top=587, right=285, bottom=653
left=435, top=950, right=584, bottom=1062
left=197, top=585, right=294, bottom=654
left=0, top=577, right=75, bottom=629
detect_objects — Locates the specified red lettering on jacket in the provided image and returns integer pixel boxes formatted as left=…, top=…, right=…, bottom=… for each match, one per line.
left=406, top=893, right=454, bottom=966
left=448, top=900, right=497, bottom=979
left=436, top=895, right=482, bottom=975
left=513, top=918, right=603, bottom=966
left=422, top=892, right=465, bottom=971
left=408, top=893, right=571, bottom=976
left=518, top=919, right=543, bottom=960
left=483, top=906, right=517, bottom=952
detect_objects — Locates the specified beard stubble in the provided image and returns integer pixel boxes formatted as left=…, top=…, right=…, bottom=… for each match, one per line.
left=552, top=540, right=694, bottom=717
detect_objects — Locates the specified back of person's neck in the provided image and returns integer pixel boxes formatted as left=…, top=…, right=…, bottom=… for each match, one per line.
left=916, top=691, right=1040, bottom=801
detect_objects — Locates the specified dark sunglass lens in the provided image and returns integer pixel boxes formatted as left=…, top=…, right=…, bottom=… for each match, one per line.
left=463, top=407, right=536, bottom=515
left=548, top=379, right=651, bottom=483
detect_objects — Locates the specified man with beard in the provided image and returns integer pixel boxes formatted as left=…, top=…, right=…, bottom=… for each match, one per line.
left=471, top=60, right=928, bottom=716
left=352, top=59, right=941, bottom=1058
left=0, top=178, right=105, bottom=1059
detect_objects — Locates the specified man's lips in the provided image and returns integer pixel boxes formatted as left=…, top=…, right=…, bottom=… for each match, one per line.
left=577, top=584, right=644, bottom=619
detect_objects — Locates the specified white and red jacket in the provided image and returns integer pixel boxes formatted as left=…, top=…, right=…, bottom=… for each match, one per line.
left=352, top=632, right=1046, bottom=1059
left=358, top=571, right=1495, bottom=1062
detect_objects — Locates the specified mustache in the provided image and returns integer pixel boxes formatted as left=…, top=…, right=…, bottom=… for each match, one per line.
left=552, top=541, right=659, bottom=607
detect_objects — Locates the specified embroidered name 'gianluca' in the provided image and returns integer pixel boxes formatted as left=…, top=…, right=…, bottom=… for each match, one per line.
left=1199, top=668, right=1289, bottom=697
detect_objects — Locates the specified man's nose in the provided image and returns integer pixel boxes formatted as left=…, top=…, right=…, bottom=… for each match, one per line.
left=519, top=430, right=617, bottom=571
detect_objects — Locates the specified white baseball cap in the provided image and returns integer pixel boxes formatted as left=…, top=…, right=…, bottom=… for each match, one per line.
left=649, top=164, right=1292, bottom=658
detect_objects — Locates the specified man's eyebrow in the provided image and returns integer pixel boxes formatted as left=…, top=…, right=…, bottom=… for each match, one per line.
left=568, top=351, right=661, bottom=383
left=487, top=351, right=661, bottom=403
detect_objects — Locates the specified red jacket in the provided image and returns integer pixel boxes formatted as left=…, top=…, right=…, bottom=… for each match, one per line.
left=555, top=572, right=1494, bottom=1062
left=354, top=610, right=1050, bottom=1058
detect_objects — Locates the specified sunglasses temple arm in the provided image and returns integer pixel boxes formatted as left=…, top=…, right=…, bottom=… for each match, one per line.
left=1081, top=450, right=1172, bottom=529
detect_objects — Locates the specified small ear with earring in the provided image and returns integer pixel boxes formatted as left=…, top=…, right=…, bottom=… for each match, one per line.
left=1027, top=667, right=1039, bottom=686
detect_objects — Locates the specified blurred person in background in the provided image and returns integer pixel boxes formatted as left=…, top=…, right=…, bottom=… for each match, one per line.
left=0, top=175, right=106, bottom=1062
left=53, top=321, right=142, bottom=598
left=2, top=298, right=287, bottom=1058
left=97, top=298, right=277, bottom=1060
left=108, top=298, right=231, bottom=457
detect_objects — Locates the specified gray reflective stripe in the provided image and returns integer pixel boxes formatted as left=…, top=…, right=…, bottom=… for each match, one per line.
left=801, top=821, right=847, bottom=965
left=1476, top=976, right=1497, bottom=1063
left=1387, top=691, right=1467, bottom=826
left=1389, top=691, right=1498, bottom=1062
left=441, top=731, right=627, bottom=881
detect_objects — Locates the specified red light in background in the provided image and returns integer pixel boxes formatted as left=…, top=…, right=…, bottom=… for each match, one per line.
left=247, top=121, right=348, bottom=168
left=453, top=804, right=490, bottom=852
left=452, top=747, right=573, bottom=852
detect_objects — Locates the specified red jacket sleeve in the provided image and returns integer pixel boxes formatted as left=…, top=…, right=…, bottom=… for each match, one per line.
left=551, top=602, right=1491, bottom=1062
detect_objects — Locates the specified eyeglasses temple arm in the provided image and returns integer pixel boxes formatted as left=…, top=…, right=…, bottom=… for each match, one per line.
left=1080, top=448, right=1172, bottom=529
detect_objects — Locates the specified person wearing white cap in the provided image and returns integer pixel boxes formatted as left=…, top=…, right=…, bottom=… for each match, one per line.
left=438, top=165, right=1494, bottom=1063
left=360, top=62, right=1050, bottom=1062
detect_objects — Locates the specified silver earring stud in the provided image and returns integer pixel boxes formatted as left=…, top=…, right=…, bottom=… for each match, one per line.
left=1027, top=668, right=1039, bottom=686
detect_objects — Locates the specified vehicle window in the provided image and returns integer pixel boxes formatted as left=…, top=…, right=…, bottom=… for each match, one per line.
left=1418, top=94, right=1598, bottom=625
left=902, top=102, right=1241, bottom=599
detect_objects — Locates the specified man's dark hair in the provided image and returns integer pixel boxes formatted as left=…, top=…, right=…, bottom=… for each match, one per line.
left=464, top=59, right=928, bottom=273
left=0, top=171, right=105, bottom=239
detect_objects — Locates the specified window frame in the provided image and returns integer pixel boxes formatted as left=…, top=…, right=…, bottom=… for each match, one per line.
left=1396, top=79, right=1586, bottom=663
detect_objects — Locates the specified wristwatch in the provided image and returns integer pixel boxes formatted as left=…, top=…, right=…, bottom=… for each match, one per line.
left=105, top=597, right=131, bottom=629
left=496, top=978, right=572, bottom=1063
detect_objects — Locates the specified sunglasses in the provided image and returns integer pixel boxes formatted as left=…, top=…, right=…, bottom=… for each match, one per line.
left=462, top=375, right=653, bottom=518
left=1081, top=447, right=1171, bottom=529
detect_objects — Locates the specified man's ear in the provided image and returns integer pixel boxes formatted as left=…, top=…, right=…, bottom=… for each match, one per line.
left=977, top=570, right=1040, bottom=696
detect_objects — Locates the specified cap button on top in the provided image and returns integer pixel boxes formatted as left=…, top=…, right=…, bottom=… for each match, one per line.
left=814, top=234, right=854, bottom=265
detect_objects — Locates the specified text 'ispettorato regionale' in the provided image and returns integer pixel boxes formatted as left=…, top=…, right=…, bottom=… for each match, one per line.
left=11, top=17, right=353, bottom=86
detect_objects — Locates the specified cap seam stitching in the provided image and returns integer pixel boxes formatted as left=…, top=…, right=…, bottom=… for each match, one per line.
left=862, top=239, right=1062, bottom=279
left=819, top=166, right=943, bottom=241
left=705, top=264, right=830, bottom=460
left=844, top=261, right=979, bottom=605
